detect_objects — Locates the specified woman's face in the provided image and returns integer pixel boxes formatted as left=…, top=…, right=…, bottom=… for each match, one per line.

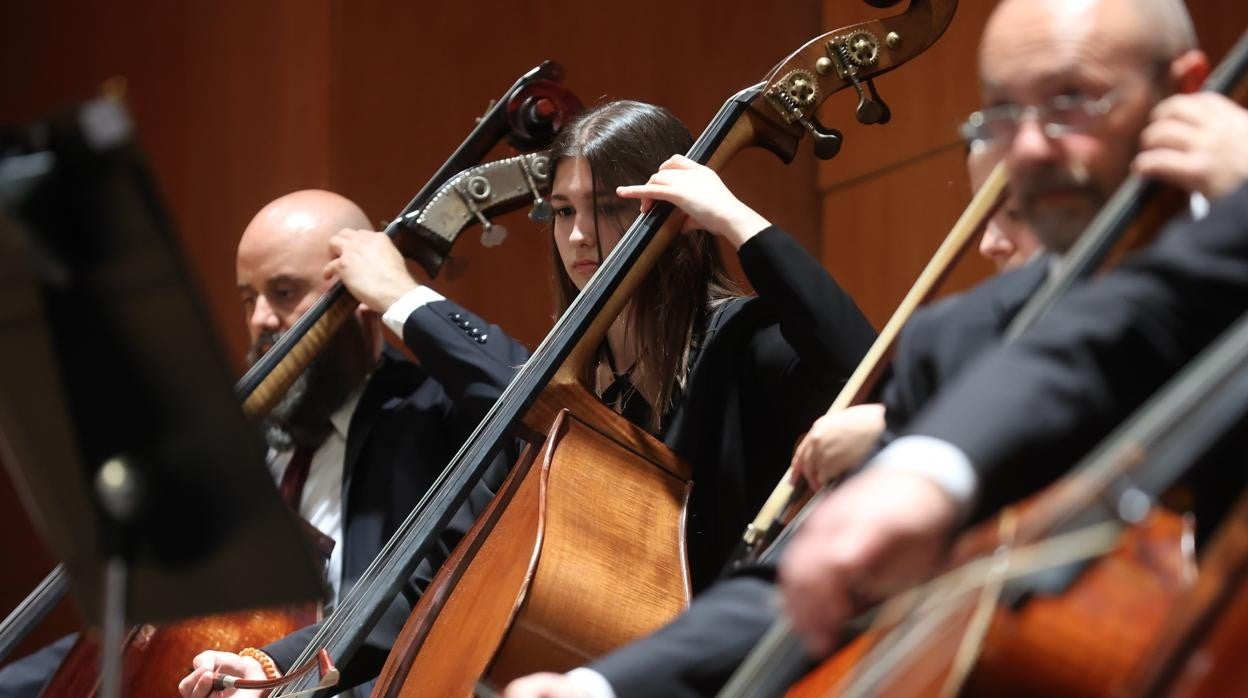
left=550, top=156, right=640, bottom=290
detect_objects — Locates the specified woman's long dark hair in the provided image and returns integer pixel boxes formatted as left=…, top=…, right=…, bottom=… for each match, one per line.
left=546, top=100, right=740, bottom=431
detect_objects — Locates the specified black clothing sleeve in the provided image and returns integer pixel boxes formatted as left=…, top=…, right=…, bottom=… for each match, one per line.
left=666, top=225, right=876, bottom=589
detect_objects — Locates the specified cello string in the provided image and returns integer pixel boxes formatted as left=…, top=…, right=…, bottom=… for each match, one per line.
left=939, top=509, right=1016, bottom=698
left=717, top=520, right=1121, bottom=697
left=832, top=520, right=1123, bottom=698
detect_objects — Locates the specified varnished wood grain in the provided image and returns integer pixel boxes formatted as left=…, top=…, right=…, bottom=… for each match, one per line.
left=375, top=410, right=691, bottom=697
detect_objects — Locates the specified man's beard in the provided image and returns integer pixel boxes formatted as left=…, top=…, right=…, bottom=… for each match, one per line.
left=247, top=320, right=375, bottom=452
left=1016, top=163, right=1106, bottom=254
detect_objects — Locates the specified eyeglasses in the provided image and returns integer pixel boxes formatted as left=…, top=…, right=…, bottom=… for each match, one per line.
left=959, top=91, right=1122, bottom=149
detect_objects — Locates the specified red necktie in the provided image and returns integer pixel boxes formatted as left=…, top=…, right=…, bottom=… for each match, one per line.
left=278, top=446, right=314, bottom=510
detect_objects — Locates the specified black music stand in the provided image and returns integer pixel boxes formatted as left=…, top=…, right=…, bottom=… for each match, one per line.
left=0, top=96, right=324, bottom=697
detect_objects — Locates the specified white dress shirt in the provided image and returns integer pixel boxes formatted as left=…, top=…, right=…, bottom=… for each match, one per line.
left=266, top=389, right=360, bottom=607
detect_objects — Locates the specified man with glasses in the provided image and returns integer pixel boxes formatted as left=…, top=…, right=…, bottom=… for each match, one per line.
left=781, top=0, right=1248, bottom=663
left=502, top=0, right=1248, bottom=695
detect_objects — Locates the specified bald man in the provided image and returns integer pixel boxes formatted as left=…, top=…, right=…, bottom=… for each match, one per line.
left=178, top=190, right=527, bottom=697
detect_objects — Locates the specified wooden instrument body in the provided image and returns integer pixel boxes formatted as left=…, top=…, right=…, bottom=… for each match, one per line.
left=1144, top=573, right=1248, bottom=698
left=374, top=384, right=693, bottom=698
left=1122, top=491, right=1248, bottom=697
left=789, top=510, right=1191, bottom=697
left=39, top=605, right=317, bottom=697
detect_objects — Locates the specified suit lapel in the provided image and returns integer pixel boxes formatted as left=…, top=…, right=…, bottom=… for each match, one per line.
left=342, top=352, right=404, bottom=494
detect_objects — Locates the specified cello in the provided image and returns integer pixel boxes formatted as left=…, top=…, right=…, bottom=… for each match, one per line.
left=723, top=309, right=1248, bottom=697
left=1122, top=487, right=1248, bottom=697
left=27, top=66, right=580, bottom=698
left=240, top=3, right=962, bottom=696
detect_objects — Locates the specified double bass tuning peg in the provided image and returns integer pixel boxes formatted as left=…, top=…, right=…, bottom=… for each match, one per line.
left=797, top=114, right=843, bottom=160
left=854, top=78, right=891, bottom=125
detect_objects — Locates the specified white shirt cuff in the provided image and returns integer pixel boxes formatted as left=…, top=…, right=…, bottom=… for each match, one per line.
left=867, top=435, right=979, bottom=513
left=1190, top=192, right=1210, bottom=221
left=565, top=668, right=616, bottom=698
left=381, top=286, right=445, bottom=337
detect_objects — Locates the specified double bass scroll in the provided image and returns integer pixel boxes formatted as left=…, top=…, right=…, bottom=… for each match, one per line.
left=236, top=62, right=581, bottom=420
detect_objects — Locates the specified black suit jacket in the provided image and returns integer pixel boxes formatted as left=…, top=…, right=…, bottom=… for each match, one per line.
left=662, top=226, right=876, bottom=591
left=0, top=634, right=76, bottom=698
left=881, top=256, right=1049, bottom=444
left=909, top=183, right=1248, bottom=522
left=264, top=298, right=527, bottom=690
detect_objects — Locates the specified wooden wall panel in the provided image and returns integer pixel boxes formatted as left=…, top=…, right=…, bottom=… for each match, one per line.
left=819, top=143, right=993, bottom=324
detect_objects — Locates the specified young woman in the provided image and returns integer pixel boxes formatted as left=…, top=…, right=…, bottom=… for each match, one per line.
left=545, top=100, right=876, bottom=589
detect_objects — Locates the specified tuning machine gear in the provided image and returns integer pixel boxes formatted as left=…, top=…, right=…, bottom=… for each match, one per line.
left=842, top=30, right=881, bottom=69
left=818, top=31, right=891, bottom=126
left=765, top=75, right=843, bottom=160
left=454, top=176, right=508, bottom=248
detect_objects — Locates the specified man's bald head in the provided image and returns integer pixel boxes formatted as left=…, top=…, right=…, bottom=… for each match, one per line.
left=239, top=189, right=371, bottom=263
left=975, top=0, right=1207, bottom=253
left=984, top=0, right=1195, bottom=73
left=237, top=189, right=372, bottom=344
